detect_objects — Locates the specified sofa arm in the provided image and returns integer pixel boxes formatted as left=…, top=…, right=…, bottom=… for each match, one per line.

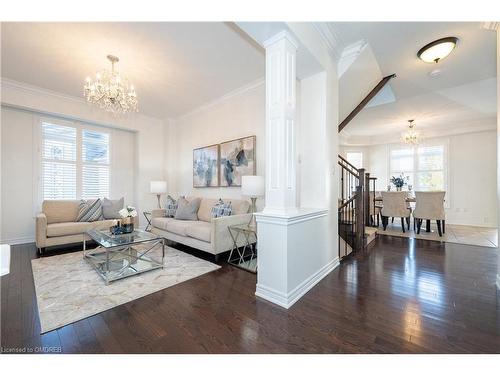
left=211, top=213, right=254, bottom=254
left=35, top=213, right=47, bottom=249
left=151, top=209, right=166, bottom=219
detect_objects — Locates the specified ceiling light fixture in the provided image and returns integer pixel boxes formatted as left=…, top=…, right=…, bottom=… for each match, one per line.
left=84, top=55, right=138, bottom=114
left=402, top=119, right=422, bottom=145
left=417, top=37, right=458, bottom=63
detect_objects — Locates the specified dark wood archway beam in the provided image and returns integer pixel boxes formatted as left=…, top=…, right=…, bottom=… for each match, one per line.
left=338, top=73, right=396, bottom=133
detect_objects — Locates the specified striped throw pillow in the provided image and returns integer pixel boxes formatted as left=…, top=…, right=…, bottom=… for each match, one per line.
left=76, top=199, right=104, bottom=222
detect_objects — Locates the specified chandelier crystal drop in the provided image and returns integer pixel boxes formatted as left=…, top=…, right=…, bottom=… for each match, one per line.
left=84, top=55, right=138, bottom=114
left=402, top=119, right=422, bottom=145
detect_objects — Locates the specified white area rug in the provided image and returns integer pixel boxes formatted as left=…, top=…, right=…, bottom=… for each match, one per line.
left=32, top=246, right=220, bottom=333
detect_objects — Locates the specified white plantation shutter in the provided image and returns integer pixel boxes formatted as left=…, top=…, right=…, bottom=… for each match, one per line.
left=40, top=122, right=111, bottom=201
left=41, top=122, right=77, bottom=199
left=82, top=130, right=110, bottom=199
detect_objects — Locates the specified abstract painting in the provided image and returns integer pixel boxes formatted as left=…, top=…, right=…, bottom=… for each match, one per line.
left=193, top=144, right=219, bottom=187
left=219, top=136, right=256, bottom=187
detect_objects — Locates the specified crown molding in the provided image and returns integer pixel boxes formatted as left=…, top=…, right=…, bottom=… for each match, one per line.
left=312, top=23, right=344, bottom=61
left=341, top=120, right=497, bottom=146
left=175, top=77, right=265, bottom=121
left=0, top=77, right=163, bottom=123
left=481, top=22, right=499, bottom=31
left=1, top=77, right=87, bottom=105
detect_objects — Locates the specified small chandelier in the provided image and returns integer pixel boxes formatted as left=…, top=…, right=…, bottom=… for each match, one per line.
left=402, top=119, right=421, bottom=145
left=84, top=55, right=138, bottom=114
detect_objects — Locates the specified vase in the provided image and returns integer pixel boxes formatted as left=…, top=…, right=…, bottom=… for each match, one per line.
left=120, top=217, right=134, bottom=234
left=396, top=186, right=402, bottom=192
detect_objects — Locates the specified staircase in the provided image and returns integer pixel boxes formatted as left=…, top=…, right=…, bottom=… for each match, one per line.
left=337, top=74, right=396, bottom=260
left=338, top=154, right=379, bottom=260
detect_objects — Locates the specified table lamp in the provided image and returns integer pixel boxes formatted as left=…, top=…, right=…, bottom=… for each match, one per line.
left=241, top=175, right=265, bottom=227
left=150, top=181, right=167, bottom=208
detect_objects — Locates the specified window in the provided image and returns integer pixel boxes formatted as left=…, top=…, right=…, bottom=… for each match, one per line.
left=346, top=151, right=363, bottom=169
left=389, top=143, right=447, bottom=191
left=41, top=121, right=110, bottom=200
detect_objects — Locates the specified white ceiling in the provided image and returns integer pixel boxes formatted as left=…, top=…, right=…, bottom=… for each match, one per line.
left=329, top=22, right=497, bottom=144
left=1, top=22, right=265, bottom=119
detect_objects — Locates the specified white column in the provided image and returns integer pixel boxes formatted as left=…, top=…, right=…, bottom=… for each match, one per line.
left=255, top=31, right=339, bottom=309
left=263, top=31, right=298, bottom=214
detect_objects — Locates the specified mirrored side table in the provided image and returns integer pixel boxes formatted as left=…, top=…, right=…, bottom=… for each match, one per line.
left=227, top=224, right=257, bottom=273
left=143, top=211, right=152, bottom=232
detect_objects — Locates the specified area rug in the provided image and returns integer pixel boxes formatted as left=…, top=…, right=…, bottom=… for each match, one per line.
left=31, top=246, right=220, bottom=333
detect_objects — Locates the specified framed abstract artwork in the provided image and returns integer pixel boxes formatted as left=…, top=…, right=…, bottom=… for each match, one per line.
left=193, top=144, right=219, bottom=187
left=219, top=136, right=256, bottom=187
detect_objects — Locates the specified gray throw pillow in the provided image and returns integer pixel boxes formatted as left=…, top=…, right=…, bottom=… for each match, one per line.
left=174, top=197, right=201, bottom=221
left=102, top=197, right=124, bottom=219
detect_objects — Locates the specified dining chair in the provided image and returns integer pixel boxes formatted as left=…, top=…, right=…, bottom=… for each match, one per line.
left=413, top=191, right=446, bottom=236
left=369, top=191, right=382, bottom=227
left=380, top=191, right=411, bottom=232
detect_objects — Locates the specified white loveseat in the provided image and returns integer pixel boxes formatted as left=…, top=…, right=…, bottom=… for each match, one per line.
left=150, top=197, right=253, bottom=260
left=35, top=199, right=138, bottom=254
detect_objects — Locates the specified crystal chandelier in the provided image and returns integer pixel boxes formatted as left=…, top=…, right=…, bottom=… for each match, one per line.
left=402, top=119, right=421, bottom=145
left=84, top=55, right=138, bottom=114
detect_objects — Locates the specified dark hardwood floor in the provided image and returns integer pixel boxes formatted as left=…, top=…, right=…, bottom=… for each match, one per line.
left=1, top=236, right=499, bottom=354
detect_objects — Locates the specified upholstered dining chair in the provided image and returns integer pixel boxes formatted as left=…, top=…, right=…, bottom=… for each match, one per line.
left=413, top=191, right=446, bottom=236
left=369, top=191, right=382, bottom=227
left=381, top=191, right=411, bottom=232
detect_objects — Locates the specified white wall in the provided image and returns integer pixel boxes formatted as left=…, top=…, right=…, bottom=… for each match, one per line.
left=169, top=80, right=266, bottom=209
left=351, top=131, right=497, bottom=227
left=1, top=79, right=166, bottom=243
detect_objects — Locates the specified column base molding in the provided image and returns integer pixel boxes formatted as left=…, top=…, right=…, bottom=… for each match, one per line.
left=256, top=208, right=328, bottom=226
left=255, top=256, right=339, bottom=309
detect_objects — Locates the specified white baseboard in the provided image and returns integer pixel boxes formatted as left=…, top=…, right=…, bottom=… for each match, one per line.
left=496, top=274, right=500, bottom=290
left=255, top=257, right=340, bottom=309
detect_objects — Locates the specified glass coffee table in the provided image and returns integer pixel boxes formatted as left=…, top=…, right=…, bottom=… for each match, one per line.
left=83, top=229, right=165, bottom=285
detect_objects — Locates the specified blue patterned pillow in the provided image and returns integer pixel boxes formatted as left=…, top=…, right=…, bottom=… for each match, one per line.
left=211, top=199, right=232, bottom=218
left=76, top=199, right=103, bottom=222
left=221, top=201, right=232, bottom=217
left=165, top=195, right=180, bottom=217
left=210, top=199, right=224, bottom=218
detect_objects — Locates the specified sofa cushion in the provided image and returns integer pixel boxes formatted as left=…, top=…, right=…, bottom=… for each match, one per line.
left=166, top=220, right=199, bottom=236
left=198, top=198, right=218, bottom=222
left=102, top=197, right=124, bottom=219
left=42, top=200, right=80, bottom=224
left=185, top=221, right=212, bottom=243
left=46, top=219, right=117, bottom=237
left=151, top=217, right=174, bottom=231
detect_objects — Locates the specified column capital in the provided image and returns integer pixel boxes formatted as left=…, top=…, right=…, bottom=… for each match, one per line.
left=263, top=30, right=299, bottom=50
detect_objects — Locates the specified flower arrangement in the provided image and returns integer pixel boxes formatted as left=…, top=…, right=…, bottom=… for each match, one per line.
left=119, top=206, right=137, bottom=218
left=390, top=173, right=409, bottom=189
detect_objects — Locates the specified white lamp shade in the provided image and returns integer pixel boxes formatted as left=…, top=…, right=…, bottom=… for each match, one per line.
left=241, top=175, right=265, bottom=197
left=150, top=181, right=167, bottom=194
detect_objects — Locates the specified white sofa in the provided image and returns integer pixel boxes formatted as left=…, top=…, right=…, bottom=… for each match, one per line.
left=150, top=197, right=253, bottom=260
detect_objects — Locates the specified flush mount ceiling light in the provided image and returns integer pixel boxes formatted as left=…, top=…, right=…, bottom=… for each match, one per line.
left=417, top=37, right=458, bottom=63
left=84, top=55, right=138, bottom=114
left=402, top=119, right=422, bottom=145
